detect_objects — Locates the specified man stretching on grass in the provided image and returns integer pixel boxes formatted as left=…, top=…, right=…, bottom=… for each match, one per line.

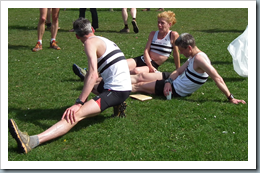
left=8, top=17, right=132, bottom=154
left=130, top=33, right=246, bottom=104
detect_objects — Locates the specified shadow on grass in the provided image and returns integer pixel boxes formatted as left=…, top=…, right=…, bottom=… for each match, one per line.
left=194, top=28, right=245, bottom=33
left=8, top=44, right=31, bottom=50
left=8, top=24, right=130, bottom=34
left=175, top=96, right=224, bottom=104
left=207, top=77, right=247, bottom=82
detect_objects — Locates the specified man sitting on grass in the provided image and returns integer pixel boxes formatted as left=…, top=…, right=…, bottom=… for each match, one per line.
left=8, top=17, right=132, bottom=154
left=130, top=33, right=246, bottom=104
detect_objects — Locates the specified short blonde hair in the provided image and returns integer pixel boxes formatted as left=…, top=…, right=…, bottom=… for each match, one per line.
left=157, top=11, right=176, bottom=26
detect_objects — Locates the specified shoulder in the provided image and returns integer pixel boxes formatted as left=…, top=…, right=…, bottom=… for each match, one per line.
left=85, top=36, right=105, bottom=50
left=149, top=31, right=156, bottom=37
left=147, top=31, right=157, bottom=40
left=195, top=53, right=210, bottom=63
left=194, top=53, right=212, bottom=70
left=170, top=31, right=179, bottom=40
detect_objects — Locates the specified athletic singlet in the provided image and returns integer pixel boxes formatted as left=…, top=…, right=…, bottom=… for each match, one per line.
left=95, top=36, right=132, bottom=91
left=173, top=52, right=210, bottom=96
left=150, top=30, right=173, bottom=57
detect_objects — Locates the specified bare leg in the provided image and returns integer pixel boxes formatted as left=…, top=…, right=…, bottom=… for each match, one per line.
left=51, top=8, right=59, bottom=40
left=37, top=99, right=100, bottom=144
left=131, top=72, right=163, bottom=84
left=130, top=8, right=136, bottom=19
left=127, top=58, right=137, bottom=72
left=131, top=66, right=150, bottom=74
left=132, top=81, right=157, bottom=94
left=121, top=8, right=128, bottom=25
left=37, top=8, right=47, bottom=40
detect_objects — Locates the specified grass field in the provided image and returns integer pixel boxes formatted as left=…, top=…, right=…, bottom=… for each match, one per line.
left=7, top=8, right=248, bottom=162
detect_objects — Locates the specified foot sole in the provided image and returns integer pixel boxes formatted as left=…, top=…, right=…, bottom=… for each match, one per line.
left=8, top=119, right=27, bottom=153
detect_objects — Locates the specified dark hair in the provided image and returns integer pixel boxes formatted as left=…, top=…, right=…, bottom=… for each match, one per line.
left=175, top=33, right=196, bottom=49
left=73, top=17, right=92, bottom=37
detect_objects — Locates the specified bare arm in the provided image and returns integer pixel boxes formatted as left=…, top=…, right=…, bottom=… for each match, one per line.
left=143, top=31, right=156, bottom=72
left=169, top=58, right=189, bottom=80
left=163, top=59, right=190, bottom=96
left=196, top=55, right=246, bottom=104
left=61, top=38, right=100, bottom=124
left=79, top=38, right=100, bottom=102
left=171, top=31, right=180, bottom=69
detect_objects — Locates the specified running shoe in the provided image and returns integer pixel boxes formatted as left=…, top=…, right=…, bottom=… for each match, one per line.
left=72, top=64, right=87, bottom=81
left=8, top=119, right=32, bottom=154
left=111, top=102, right=127, bottom=118
left=50, top=40, right=61, bottom=50
left=120, top=28, right=130, bottom=33
left=131, top=20, right=139, bottom=33
left=32, top=42, right=42, bottom=52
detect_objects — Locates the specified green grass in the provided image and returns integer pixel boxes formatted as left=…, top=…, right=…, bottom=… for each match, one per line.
left=8, top=8, right=248, bottom=161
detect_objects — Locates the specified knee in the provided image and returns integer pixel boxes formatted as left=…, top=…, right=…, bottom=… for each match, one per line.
left=74, top=110, right=84, bottom=123
left=40, top=16, right=46, bottom=23
left=133, top=68, right=142, bottom=75
left=52, top=16, right=59, bottom=23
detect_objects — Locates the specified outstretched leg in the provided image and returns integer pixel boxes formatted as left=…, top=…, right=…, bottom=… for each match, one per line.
left=9, top=99, right=101, bottom=153
left=132, top=81, right=157, bottom=94
left=38, top=99, right=100, bottom=144
left=131, top=72, right=163, bottom=84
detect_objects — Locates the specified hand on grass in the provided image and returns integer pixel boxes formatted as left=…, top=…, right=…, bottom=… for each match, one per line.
left=62, top=104, right=82, bottom=124
left=230, top=98, right=246, bottom=104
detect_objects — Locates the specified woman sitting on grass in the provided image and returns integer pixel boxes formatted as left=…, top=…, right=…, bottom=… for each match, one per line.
left=127, top=10, right=180, bottom=74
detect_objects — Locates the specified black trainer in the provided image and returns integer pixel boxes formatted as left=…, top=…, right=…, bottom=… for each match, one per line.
left=131, top=20, right=139, bottom=33
left=111, top=102, right=127, bottom=118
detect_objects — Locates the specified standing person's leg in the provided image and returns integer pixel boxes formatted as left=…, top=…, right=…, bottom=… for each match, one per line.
left=120, top=8, right=129, bottom=33
left=37, top=8, right=47, bottom=41
left=90, top=8, right=99, bottom=30
left=46, top=8, right=52, bottom=29
left=32, top=8, right=47, bottom=52
left=130, top=8, right=136, bottom=19
left=130, top=8, right=139, bottom=33
left=50, top=8, right=60, bottom=50
left=79, top=8, right=86, bottom=18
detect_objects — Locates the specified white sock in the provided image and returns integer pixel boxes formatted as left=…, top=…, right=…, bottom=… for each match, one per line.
left=50, top=38, right=56, bottom=43
left=38, top=40, right=42, bottom=44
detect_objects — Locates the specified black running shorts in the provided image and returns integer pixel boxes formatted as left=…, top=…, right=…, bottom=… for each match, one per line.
left=133, top=55, right=159, bottom=69
left=162, top=72, right=171, bottom=80
left=155, top=79, right=181, bottom=97
left=94, top=80, right=131, bottom=112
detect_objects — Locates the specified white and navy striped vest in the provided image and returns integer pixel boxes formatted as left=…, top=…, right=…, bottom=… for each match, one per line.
left=96, top=36, right=132, bottom=91
left=150, top=30, right=173, bottom=57
left=173, top=52, right=210, bottom=96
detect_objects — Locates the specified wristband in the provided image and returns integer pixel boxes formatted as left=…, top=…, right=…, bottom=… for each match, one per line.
left=227, top=94, right=234, bottom=101
left=76, top=98, right=84, bottom=105
left=165, top=78, right=173, bottom=85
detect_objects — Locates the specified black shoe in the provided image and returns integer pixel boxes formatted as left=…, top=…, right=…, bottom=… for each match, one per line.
left=131, top=20, right=139, bottom=33
left=72, top=64, right=87, bottom=81
left=111, top=102, right=127, bottom=118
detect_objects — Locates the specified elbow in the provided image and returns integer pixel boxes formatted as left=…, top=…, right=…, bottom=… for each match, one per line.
left=214, top=76, right=224, bottom=84
left=88, top=72, right=99, bottom=82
